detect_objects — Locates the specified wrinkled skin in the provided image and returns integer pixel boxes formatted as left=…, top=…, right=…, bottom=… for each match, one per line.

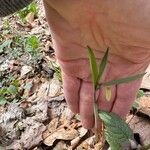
left=43, top=0, right=150, bottom=129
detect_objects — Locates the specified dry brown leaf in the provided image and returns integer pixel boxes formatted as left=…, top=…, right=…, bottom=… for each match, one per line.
left=138, top=96, right=150, bottom=117
left=43, top=128, right=78, bottom=146
left=20, top=101, right=32, bottom=109
left=5, top=118, right=46, bottom=149
left=76, top=135, right=96, bottom=150
left=78, top=127, right=88, bottom=138
left=37, top=78, right=62, bottom=99
left=48, top=118, right=59, bottom=133
left=70, top=127, right=88, bottom=149
left=45, top=41, right=53, bottom=52
left=127, top=115, right=150, bottom=145
left=71, top=137, right=81, bottom=149
left=20, top=65, right=32, bottom=78
left=42, top=129, right=50, bottom=139
left=141, top=65, right=150, bottom=90
left=76, top=141, right=89, bottom=150
left=26, top=12, right=35, bottom=24
left=95, top=142, right=103, bottom=150
left=53, top=141, right=68, bottom=150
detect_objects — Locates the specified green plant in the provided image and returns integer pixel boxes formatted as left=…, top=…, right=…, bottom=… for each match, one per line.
left=0, top=79, right=20, bottom=105
left=87, top=46, right=145, bottom=150
left=49, top=61, right=62, bottom=82
left=17, top=2, right=38, bottom=23
left=25, top=36, right=39, bottom=54
left=2, top=19, right=11, bottom=29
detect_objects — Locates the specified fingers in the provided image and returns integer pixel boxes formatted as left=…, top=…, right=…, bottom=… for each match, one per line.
left=62, top=73, right=80, bottom=114
left=111, top=80, right=142, bottom=118
left=79, top=82, right=95, bottom=129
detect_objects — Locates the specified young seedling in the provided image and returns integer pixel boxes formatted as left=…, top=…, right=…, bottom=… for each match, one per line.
left=87, top=46, right=145, bottom=150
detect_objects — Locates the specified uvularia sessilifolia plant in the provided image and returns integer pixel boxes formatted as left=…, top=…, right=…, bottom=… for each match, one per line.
left=87, top=46, right=145, bottom=150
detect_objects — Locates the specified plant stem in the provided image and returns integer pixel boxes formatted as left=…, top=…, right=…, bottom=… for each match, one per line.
left=93, top=89, right=99, bottom=142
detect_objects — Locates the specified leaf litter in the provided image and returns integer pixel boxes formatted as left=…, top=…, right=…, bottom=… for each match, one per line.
left=0, top=0, right=150, bottom=150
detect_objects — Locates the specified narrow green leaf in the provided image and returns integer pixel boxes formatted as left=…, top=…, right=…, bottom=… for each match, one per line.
left=96, top=48, right=109, bottom=84
left=87, top=46, right=98, bottom=87
left=99, top=111, right=134, bottom=150
left=102, top=73, right=145, bottom=86
left=136, top=90, right=144, bottom=99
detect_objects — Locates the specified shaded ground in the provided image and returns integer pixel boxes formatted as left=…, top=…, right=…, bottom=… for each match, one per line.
left=0, top=1, right=150, bottom=150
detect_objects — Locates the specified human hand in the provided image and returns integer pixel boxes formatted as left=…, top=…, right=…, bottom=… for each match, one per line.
left=43, top=0, right=150, bottom=129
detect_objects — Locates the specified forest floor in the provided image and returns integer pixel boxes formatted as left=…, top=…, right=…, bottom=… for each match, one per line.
left=0, top=1, right=150, bottom=150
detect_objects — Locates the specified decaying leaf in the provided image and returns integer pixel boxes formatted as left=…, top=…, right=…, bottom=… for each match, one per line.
left=37, top=77, right=62, bottom=99
left=70, top=127, right=88, bottom=149
left=141, top=65, right=150, bottom=90
left=47, top=118, right=59, bottom=133
left=6, top=118, right=46, bottom=149
left=127, top=115, right=150, bottom=145
left=76, top=135, right=95, bottom=150
left=105, top=86, right=112, bottom=102
left=43, top=128, right=78, bottom=146
left=20, top=65, right=33, bottom=78
left=53, top=141, right=68, bottom=150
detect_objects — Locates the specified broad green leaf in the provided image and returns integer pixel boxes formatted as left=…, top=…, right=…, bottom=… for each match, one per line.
left=102, top=73, right=145, bottom=86
left=87, top=46, right=98, bottom=87
left=105, top=86, right=112, bottom=101
left=96, top=48, right=109, bottom=84
left=99, top=111, right=134, bottom=150
left=8, top=85, right=18, bottom=95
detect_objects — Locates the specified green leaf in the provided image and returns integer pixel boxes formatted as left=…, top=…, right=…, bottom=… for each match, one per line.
left=87, top=46, right=98, bottom=87
left=0, top=39, right=12, bottom=50
left=132, top=101, right=140, bottom=109
left=136, top=90, right=144, bottom=99
left=24, top=83, right=33, bottom=90
left=11, top=79, right=20, bottom=87
left=0, top=97, right=7, bottom=105
left=26, top=36, right=39, bottom=50
left=96, top=48, right=109, bottom=84
left=8, top=85, right=18, bottom=95
left=0, top=88, right=8, bottom=96
left=99, top=111, right=134, bottom=150
left=102, top=73, right=145, bottom=86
